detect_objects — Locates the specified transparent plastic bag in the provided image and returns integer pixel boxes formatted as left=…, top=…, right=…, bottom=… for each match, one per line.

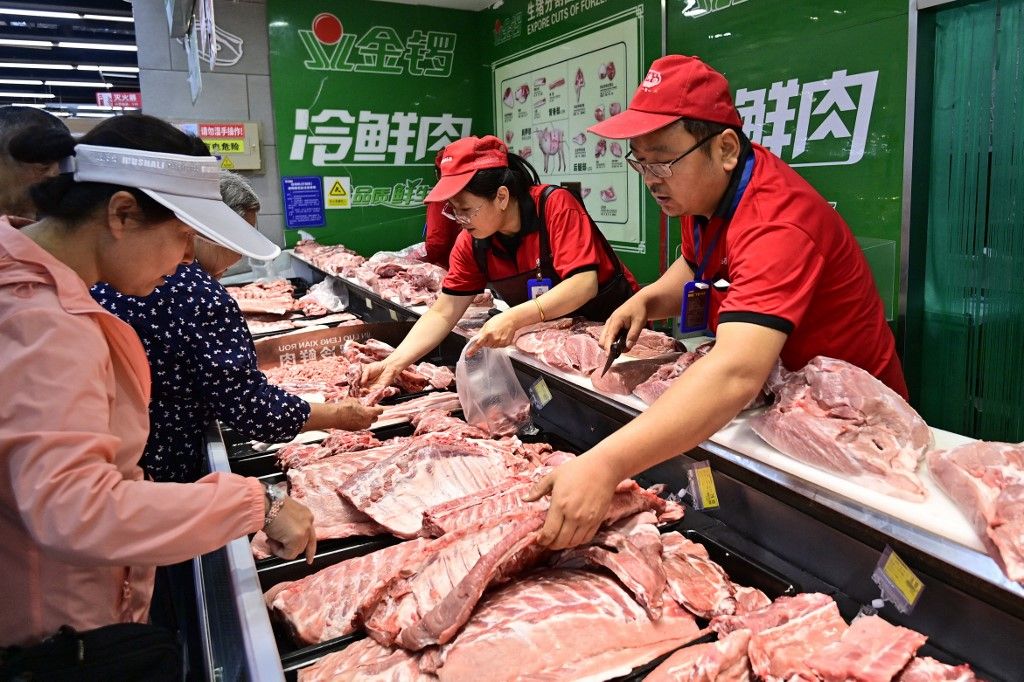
left=304, top=278, right=349, bottom=312
left=455, top=345, right=533, bottom=437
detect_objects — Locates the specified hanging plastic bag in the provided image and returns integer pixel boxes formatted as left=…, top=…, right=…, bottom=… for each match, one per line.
left=302, top=278, right=349, bottom=312
left=456, top=344, right=533, bottom=437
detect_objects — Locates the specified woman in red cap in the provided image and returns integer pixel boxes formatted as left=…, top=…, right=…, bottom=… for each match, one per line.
left=363, top=134, right=638, bottom=387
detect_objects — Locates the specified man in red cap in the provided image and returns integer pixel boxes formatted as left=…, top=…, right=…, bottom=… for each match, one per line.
left=525, top=55, right=907, bottom=549
left=363, top=134, right=638, bottom=388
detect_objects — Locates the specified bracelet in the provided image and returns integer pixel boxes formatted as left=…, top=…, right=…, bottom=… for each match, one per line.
left=263, top=483, right=287, bottom=528
left=534, top=297, right=546, bottom=322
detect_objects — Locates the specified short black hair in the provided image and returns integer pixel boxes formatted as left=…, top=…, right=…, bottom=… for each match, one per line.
left=677, top=118, right=747, bottom=158
left=0, top=106, right=68, bottom=151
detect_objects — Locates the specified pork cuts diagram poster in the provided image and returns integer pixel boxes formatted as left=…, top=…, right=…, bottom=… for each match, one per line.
left=493, top=17, right=643, bottom=250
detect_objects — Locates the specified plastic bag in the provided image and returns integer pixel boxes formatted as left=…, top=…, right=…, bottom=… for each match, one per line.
left=456, top=344, right=533, bottom=437
left=304, top=278, right=349, bottom=312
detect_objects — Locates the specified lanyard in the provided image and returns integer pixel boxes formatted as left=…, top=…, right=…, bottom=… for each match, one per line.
left=692, top=152, right=755, bottom=282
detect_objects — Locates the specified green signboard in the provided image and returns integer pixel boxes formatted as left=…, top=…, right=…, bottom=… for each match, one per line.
left=268, top=1, right=488, bottom=253
left=665, top=0, right=909, bottom=318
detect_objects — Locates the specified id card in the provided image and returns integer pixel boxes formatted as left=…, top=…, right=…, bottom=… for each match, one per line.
left=679, top=280, right=710, bottom=333
left=527, top=277, right=552, bottom=300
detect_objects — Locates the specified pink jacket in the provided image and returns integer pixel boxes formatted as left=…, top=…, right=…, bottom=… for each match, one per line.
left=0, top=218, right=265, bottom=647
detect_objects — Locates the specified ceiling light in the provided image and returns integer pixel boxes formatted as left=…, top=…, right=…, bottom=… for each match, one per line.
left=0, top=38, right=53, bottom=48
left=0, top=8, right=80, bottom=19
left=50, top=111, right=70, bottom=117
left=0, top=78, right=42, bottom=85
left=45, top=80, right=113, bottom=88
left=3, top=102, right=45, bottom=108
left=0, top=61, right=72, bottom=70
left=0, top=91, right=55, bottom=98
left=82, top=14, right=134, bottom=23
left=57, top=42, right=137, bottom=52
left=75, top=112, right=114, bottom=118
left=77, top=65, right=139, bottom=73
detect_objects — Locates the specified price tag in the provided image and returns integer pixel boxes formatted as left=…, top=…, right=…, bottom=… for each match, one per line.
left=687, top=461, right=719, bottom=510
left=872, top=546, right=924, bottom=613
left=388, top=309, right=398, bottom=321
left=364, top=297, right=373, bottom=309
left=527, top=377, right=553, bottom=410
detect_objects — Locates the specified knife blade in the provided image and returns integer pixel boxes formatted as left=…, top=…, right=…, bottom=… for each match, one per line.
left=599, top=329, right=628, bottom=377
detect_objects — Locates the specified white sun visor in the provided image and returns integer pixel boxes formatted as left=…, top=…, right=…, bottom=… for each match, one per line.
left=61, top=144, right=280, bottom=261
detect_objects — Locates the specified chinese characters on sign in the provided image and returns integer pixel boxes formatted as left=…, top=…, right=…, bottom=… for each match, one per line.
left=289, top=109, right=472, bottom=166
left=299, top=20, right=457, bottom=77
left=735, top=69, right=878, bottom=167
left=95, top=91, right=141, bottom=108
left=199, top=123, right=247, bottom=155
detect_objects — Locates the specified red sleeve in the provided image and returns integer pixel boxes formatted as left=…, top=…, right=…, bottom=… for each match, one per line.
left=424, top=202, right=461, bottom=268
left=543, top=190, right=602, bottom=279
left=441, top=230, right=487, bottom=295
left=717, top=223, right=824, bottom=334
left=679, top=216, right=697, bottom=266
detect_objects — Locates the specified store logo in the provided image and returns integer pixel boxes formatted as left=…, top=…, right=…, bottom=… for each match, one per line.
left=493, top=12, right=523, bottom=46
left=642, top=70, right=662, bottom=88
left=297, top=12, right=456, bottom=78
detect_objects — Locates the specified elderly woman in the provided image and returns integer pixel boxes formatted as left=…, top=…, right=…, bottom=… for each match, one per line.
left=0, top=114, right=316, bottom=660
left=92, top=171, right=381, bottom=483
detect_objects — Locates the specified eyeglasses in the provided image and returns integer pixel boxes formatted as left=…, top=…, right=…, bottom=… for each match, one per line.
left=625, top=131, right=721, bottom=178
left=442, top=202, right=485, bottom=225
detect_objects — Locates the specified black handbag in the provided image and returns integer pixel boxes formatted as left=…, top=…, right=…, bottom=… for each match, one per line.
left=0, top=623, right=181, bottom=682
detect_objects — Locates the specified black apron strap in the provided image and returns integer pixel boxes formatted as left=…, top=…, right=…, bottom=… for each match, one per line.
left=471, top=236, right=490, bottom=280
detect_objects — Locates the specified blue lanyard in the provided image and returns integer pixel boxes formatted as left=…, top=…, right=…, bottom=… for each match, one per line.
left=692, top=153, right=755, bottom=282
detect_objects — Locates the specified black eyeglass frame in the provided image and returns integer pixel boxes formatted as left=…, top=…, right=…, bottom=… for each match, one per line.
left=624, top=131, right=722, bottom=178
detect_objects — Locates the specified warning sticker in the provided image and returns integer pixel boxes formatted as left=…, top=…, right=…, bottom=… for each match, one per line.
left=324, top=176, right=351, bottom=209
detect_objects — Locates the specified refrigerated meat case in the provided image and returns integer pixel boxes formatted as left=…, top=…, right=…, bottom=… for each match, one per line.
left=193, top=253, right=1024, bottom=681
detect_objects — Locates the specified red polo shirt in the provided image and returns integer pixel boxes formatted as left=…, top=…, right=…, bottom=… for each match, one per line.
left=423, top=202, right=461, bottom=268
left=442, top=185, right=639, bottom=295
left=680, top=143, right=907, bottom=398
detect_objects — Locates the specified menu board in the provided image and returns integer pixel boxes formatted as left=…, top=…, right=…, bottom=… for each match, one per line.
left=493, top=17, right=642, bottom=247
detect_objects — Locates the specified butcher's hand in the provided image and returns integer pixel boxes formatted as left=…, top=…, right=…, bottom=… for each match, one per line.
left=523, top=456, right=620, bottom=550
left=331, top=398, right=383, bottom=430
left=263, top=498, right=317, bottom=564
left=361, top=360, right=402, bottom=389
left=599, top=297, right=648, bottom=352
left=466, top=311, right=517, bottom=356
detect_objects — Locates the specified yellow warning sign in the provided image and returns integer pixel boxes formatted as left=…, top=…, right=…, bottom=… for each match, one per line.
left=220, top=156, right=235, bottom=169
left=324, top=176, right=351, bottom=209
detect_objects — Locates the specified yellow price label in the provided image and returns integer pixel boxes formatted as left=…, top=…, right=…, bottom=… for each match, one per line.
left=694, top=464, right=719, bottom=509
left=883, top=551, right=924, bottom=606
left=528, top=377, right=552, bottom=409
left=388, top=309, right=398, bottom=321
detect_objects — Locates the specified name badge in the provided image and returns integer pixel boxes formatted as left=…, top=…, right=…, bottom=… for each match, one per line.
left=679, top=280, right=710, bottom=333
left=527, top=277, right=552, bottom=300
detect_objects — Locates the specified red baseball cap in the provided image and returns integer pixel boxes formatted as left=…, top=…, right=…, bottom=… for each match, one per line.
left=589, top=55, right=742, bottom=139
left=423, top=135, right=508, bottom=203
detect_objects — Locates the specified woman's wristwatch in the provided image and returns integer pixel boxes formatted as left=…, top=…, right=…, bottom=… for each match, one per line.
left=262, top=482, right=287, bottom=527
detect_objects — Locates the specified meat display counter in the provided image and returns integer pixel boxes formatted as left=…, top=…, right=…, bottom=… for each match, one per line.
left=191, top=254, right=1024, bottom=680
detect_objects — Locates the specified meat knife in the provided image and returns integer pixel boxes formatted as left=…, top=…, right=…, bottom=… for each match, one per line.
left=598, top=329, right=628, bottom=377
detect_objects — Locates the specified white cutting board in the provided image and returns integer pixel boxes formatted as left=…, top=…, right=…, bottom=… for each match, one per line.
left=506, top=348, right=985, bottom=552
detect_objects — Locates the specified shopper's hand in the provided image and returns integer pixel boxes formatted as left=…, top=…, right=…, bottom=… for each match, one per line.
left=361, top=360, right=402, bottom=389
left=599, top=297, right=649, bottom=353
left=523, top=455, right=621, bottom=550
left=332, top=398, right=383, bottom=430
left=263, top=498, right=317, bottom=563
left=467, top=311, right=517, bottom=356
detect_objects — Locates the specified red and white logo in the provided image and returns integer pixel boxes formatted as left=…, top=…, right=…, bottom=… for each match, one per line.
left=641, top=69, right=662, bottom=89
left=440, top=156, right=454, bottom=165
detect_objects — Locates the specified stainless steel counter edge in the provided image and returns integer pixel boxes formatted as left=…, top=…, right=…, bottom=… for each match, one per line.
left=204, top=424, right=286, bottom=682
left=287, top=250, right=1024, bottom=603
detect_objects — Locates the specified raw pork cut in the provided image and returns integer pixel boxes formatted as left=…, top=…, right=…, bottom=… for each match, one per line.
left=376, top=392, right=462, bottom=423
left=808, top=615, right=927, bottom=682
left=713, top=592, right=848, bottom=682
left=591, top=352, right=683, bottom=396
left=661, top=532, right=739, bottom=619
left=752, top=356, right=932, bottom=501
left=276, top=429, right=382, bottom=469
left=267, top=538, right=430, bottom=644
left=424, top=569, right=704, bottom=682
left=645, top=629, right=751, bottom=682
left=897, top=657, right=978, bottom=682
left=633, top=344, right=712, bottom=404
left=927, top=440, right=1024, bottom=582
left=297, top=637, right=433, bottom=682
left=226, top=279, right=298, bottom=315
left=411, top=410, right=487, bottom=439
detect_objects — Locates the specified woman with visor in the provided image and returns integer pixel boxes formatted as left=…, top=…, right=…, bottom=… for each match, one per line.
left=0, top=115, right=316, bottom=651
left=363, top=134, right=639, bottom=388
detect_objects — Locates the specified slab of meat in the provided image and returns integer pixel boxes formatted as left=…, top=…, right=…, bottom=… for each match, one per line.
left=376, top=392, right=462, bottom=423
left=293, top=239, right=366, bottom=275
left=591, top=352, right=683, bottom=395
left=276, top=429, right=382, bottom=469
left=661, top=532, right=738, bottom=619
left=226, top=279, right=298, bottom=315
left=297, top=637, right=433, bottom=682
left=581, top=324, right=678, bottom=358
left=338, top=433, right=531, bottom=537
left=420, top=472, right=547, bottom=537
left=645, top=628, right=751, bottom=682
left=751, top=356, right=932, bottom=501
left=633, top=344, right=711, bottom=404
left=245, top=314, right=297, bottom=335
left=411, top=410, right=488, bottom=439
left=927, top=440, right=1024, bottom=582
left=425, top=569, right=704, bottom=682
left=807, top=615, right=927, bottom=682
left=897, top=657, right=978, bottom=682
left=513, top=318, right=609, bottom=375
left=713, top=592, right=848, bottom=682
left=267, top=538, right=430, bottom=644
